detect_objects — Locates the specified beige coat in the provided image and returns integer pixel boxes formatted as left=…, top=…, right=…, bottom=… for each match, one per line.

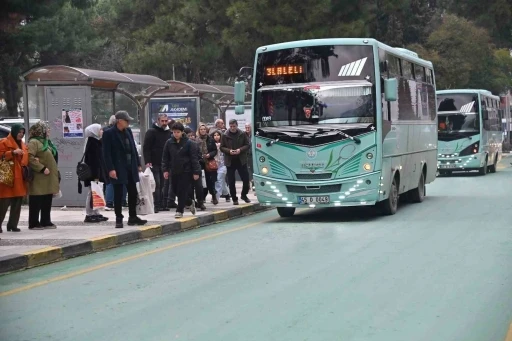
left=28, top=139, right=59, bottom=196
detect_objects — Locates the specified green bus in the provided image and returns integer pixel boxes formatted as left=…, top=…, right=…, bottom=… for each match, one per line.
left=235, top=38, right=438, bottom=217
left=437, top=89, right=503, bottom=175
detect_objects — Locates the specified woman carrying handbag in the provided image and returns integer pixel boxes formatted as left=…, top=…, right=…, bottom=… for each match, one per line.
left=196, top=124, right=218, bottom=205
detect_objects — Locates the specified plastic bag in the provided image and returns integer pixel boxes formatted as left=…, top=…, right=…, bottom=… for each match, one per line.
left=53, top=190, right=62, bottom=199
left=91, top=181, right=106, bottom=209
left=144, top=167, right=156, bottom=192
left=201, top=170, right=206, bottom=188
left=136, top=172, right=154, bottom=215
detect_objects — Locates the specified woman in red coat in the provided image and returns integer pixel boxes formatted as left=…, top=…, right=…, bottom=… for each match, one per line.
left=0, top=124, right=29, bottom=232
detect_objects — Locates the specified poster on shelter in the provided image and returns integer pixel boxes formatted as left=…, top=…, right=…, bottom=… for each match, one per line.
left=149, top=97, right=199, bottom=133
left=62, top=108, right=84, bottom=138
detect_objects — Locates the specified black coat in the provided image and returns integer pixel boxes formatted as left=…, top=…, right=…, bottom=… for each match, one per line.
left=143, top=124, right=171, bottom=167
left=102, top=126, right=141, bottom=184
left=83, top=137, right=109, bottom=187
left=161, top=136, right=201, bottom=176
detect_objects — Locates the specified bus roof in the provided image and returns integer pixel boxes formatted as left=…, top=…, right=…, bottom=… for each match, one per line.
left=256, top=38, right=433, bottom=68
left=437, top=89, right=500, bottom=100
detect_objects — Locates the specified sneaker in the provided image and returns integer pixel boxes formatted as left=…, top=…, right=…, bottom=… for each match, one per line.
left=84, top=216, right=101, bottom=223
left=104, top=206, right=114, bottom=211
left=115, top=217, right=123, bottom=229
left=43, top=224, right=57, bottom=229
left=233, top=200, right=239, bottom=206
left=212, top=197, right=219, bottom=205
left=189, top=200, right=196, bottom=215
left=241, top=196, right=251, bottom=203
left=128, top=216, right=148, bottom=226
left=95, top=215, right=109, bottom=222
left=225, top=196, right=231, bottom=202
left=175, top=212, right=183, bottom=218
left=198, top=202, right=206, bottom=211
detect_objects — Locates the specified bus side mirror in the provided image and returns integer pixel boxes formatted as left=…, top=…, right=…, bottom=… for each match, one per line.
left=384, top=78, right=398, bottom=102
left=235, top=105, right=245, bottom=115
left=234, top=81, right=246, bottom=104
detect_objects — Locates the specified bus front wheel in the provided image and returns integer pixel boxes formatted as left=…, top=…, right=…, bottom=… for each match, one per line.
left=380, top=176, right=399, bottom=215
left=277, top=207, right=296, bottom=218
left=479, top=156, right=488, bottom=175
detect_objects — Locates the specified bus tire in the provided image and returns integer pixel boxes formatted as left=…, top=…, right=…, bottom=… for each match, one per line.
left=479, top=156, right=488, bottom=175
left=381, top=175, right=399, bottom=215
left=409, top=170, right=426, bottom=203
left=277, top=207, right=295, bottom=218
left=489, top=153, right=498, bottom=173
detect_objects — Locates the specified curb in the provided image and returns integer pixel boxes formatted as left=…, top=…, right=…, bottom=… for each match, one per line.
left=0, top=203, right=271, bottom=275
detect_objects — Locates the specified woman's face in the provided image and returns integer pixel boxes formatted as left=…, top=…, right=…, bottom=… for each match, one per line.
left=213, top=133, right=221, bottom=142
left=199, top=126, right=207, bottom=136
left=17, top=129, right=25, bottom=141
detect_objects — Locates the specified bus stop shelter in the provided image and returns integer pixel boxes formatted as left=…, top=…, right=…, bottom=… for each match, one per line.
left=21, top=65, right=170, bottom=207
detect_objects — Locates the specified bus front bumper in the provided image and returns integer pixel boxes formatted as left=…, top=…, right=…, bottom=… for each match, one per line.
left=253, top=172, right=381, bottom=208
left=437, top=153, right=485, bottom=171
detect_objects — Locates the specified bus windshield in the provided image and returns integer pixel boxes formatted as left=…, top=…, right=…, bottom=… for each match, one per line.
left=255, top=83, right=374, bottom=128
left=437, top=94, right=479, bottom=113
left=438, top=113, right=479, bottom=134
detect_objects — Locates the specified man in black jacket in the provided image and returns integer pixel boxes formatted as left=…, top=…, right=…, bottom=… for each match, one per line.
left=103, top=111, right=147, bottom=228
left=143, top=113, right=171, bottom=213
left=162, top=122, right=201, bottom=218
left=220, top=119, right=251, bottom=205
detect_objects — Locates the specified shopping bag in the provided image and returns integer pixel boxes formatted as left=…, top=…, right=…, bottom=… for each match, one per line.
left=201, top=170, right=206, bottom=188
left=0, top=156, right=14, bottom=187
left=144, top=167, right=156, bottom=192
left=53, top=190, right=62, bottom=199
left=136, top=194, right=153, bottom=215
left=91, top=181, right=106, bottom=209
left=136, top=171, right=154, bottom=215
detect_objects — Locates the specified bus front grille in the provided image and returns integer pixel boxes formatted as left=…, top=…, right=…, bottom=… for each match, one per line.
left=286, top=184, right=341, bottom=194
left=295, top=173, right=332, bottom=180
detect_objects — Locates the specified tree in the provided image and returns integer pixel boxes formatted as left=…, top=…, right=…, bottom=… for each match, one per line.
left=0, top=0, right=97, bottom=117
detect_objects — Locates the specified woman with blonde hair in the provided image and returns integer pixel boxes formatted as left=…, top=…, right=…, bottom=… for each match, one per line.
left=196, top=123, right=218, bottom=206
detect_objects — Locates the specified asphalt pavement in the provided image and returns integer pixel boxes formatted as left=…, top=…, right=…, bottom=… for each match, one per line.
left=1, top=162, right=512, bottom=341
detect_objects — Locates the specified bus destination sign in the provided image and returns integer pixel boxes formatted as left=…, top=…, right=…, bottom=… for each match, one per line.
left=265, top=64, right=305, bottom=77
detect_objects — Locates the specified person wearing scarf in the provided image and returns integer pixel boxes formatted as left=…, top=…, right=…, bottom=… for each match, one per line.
left=196, top=124, right=218, bottom=207
left=27, top=122, right=59, bottom=230
left=82, top=124, right=109, bottom=223
left=0, top=124, right=28, bottom=233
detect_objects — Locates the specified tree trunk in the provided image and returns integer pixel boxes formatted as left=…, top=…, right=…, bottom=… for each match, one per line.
left=1, top=69, right=20, bottom=117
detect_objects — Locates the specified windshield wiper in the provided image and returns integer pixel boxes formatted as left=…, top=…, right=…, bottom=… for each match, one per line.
left=314, top=128, right=361, bottom=144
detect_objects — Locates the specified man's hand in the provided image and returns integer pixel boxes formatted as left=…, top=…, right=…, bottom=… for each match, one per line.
left=235, top=149, right=241, bottom=154
left=13, top=149, right=23, bottom=155
left=146, top=163, right=152, bottom=168
left=109, top=170, right=117, bottom=179
left=44, top=168, right=50, bottom=175
left=193, top=174, right=199, bottom=181
left=203, top=154, right=209, bottom=159
left=164, top=172, right=169, bottom=180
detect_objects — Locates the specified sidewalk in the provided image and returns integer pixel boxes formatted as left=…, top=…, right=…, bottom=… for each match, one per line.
left=0, top=185, right=269, bottom=274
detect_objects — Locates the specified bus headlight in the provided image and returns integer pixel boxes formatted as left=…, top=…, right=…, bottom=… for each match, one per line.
left=363, top=163, right=372, bottom=171
left=261, top=167, right=269, bottom=175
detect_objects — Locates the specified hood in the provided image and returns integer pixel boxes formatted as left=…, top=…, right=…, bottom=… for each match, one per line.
left=154, top=123, right=170, bottom=131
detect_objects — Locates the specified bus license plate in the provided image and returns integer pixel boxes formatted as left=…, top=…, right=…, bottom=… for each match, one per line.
left=298, top=196, right=330, bottom=205
left=439, top=164, right=454, bottom=169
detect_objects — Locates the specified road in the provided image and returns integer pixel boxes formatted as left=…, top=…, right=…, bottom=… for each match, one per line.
left=1, top=163, right=512, bottom=341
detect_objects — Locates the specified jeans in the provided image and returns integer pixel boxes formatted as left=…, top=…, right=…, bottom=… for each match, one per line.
left=106, top=183, right=126, bottom=206
left=189, top=175, right=204, bottom=203
left=151, top=165, right=165, bottom=209
left=215, top=165, right=228, bottom=199
left=171, top=173, right=192, bottom=213
left=163, top=178, right=176, bottom=205
left=227, top=161, right=250, bottom=201
left=113, top=170, right=138, bottom=219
